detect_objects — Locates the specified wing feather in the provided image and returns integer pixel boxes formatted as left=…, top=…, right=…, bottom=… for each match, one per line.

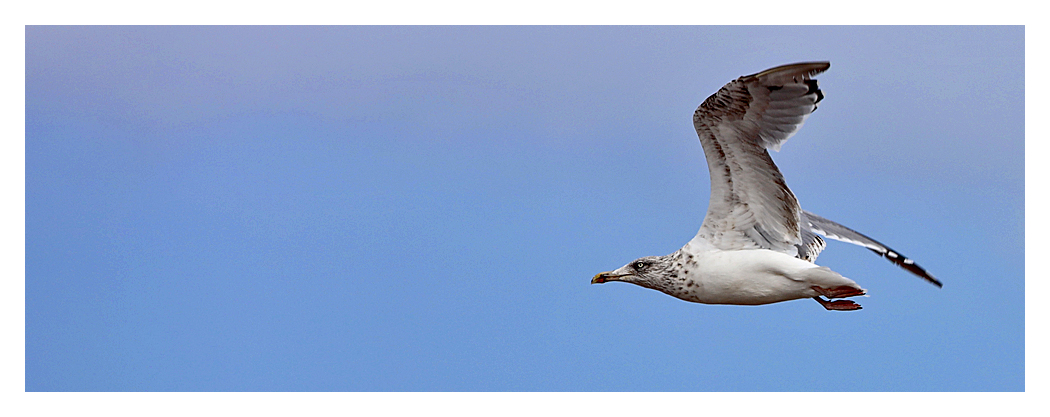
left=801, top=210, right=942, bottom=287
left=797, top=228, right=827, bottom=262
left=692, top=62, right=830, bottom=253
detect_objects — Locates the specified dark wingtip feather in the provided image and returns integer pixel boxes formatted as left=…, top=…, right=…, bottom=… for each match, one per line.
left=866, top=248, right=943, bottom=288
left=805, top=79, right=824, bottom=105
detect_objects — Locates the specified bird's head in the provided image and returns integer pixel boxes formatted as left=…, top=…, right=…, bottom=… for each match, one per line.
left=591, top=255, right=676, bottom=291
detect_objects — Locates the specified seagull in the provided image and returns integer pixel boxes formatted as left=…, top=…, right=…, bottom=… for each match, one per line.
left=591, top=62, right=941, bottom=311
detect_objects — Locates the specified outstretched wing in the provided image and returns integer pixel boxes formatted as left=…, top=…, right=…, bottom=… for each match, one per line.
left=801, top=210, right=943, bottom=287
left=692, top=62, right=830, bottom=255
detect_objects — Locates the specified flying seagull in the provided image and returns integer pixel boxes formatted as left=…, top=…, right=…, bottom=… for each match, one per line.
left=591, top=62, right=941, bottom=311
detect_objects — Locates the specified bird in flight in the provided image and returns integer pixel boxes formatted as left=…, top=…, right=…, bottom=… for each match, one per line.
left=591, top=62, right=941, bottom=311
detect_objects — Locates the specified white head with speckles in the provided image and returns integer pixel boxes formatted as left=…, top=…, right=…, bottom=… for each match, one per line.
left=591, top=254, right=680, bottom=294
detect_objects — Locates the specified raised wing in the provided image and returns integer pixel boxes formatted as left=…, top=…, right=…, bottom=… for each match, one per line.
left=692, top=62, right=830, bottom=254
left=801, top=210, right=943, bottom=287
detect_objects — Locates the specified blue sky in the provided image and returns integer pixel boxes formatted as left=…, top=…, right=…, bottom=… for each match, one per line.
left=25, top=26, right=1024, bottom=392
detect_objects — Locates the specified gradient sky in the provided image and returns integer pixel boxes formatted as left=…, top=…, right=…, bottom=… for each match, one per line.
left=25, top=26, right=1024, bottom=392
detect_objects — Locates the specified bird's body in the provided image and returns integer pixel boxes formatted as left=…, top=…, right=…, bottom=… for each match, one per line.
left=592, top=62, right=940, bottom=311
left=597, top=238, right=866, bottom=310
left=672, top=241, right=859, bottom=306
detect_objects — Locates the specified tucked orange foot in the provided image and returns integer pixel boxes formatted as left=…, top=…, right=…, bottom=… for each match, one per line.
left=812, top=285, right=866, bottom=299
left=813, top=296, right=862, bottom=311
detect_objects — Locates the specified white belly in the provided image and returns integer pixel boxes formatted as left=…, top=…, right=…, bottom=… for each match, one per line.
left=678, top=248, right=861, bottom=306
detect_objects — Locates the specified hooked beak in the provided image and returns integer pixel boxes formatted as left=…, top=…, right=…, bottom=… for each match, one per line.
left=591, top=271, right=624, bottom=284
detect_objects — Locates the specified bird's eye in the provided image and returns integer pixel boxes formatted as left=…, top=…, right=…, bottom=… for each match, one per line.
left=634, top=261, right=648, bottom=270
